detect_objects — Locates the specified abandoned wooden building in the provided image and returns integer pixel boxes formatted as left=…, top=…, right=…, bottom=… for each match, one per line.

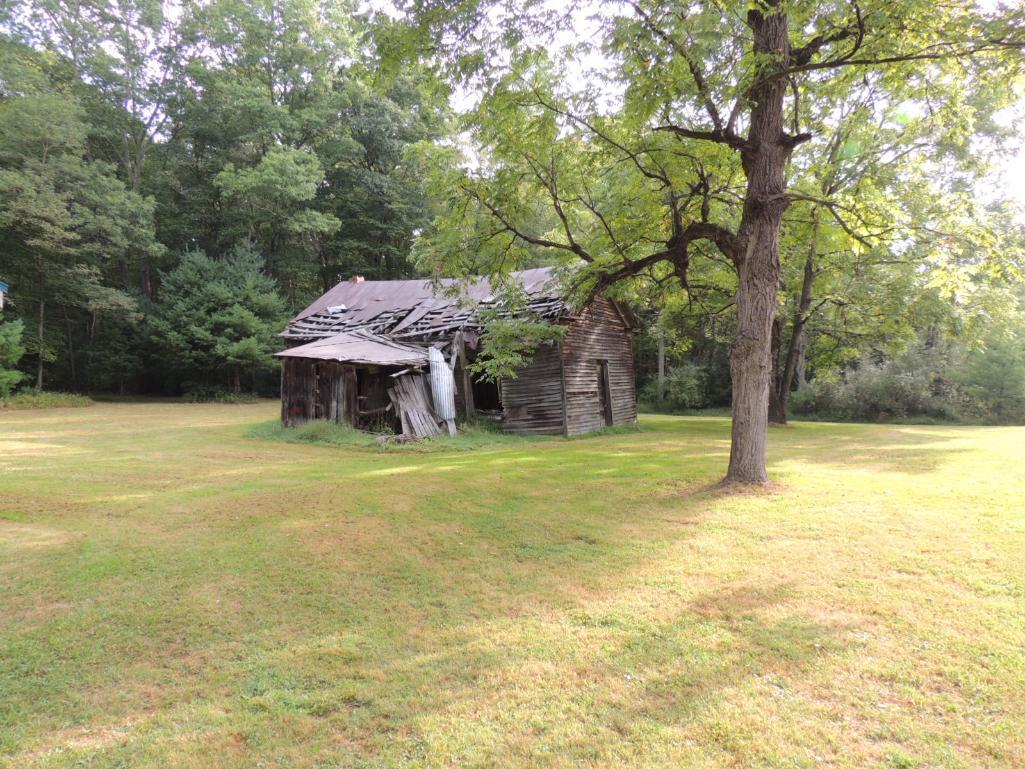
left=276, top=268, right=637, bottom=437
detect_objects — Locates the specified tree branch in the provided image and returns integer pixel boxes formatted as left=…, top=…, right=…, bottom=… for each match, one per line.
left=464, top=185, right=594, bottom=261
left=520, top=83, right=674, bottom=186
left=791, top=1, right=865, bottom=66
left=577, top=219, right=739, bottom=302
left=626, top=0, right=726, bottom=132
left=653, top=124, right=749, bottom=150
left=783, top=38, right=1025, bottom=79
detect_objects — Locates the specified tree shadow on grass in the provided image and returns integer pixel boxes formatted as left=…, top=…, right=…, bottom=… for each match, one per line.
left=355, top=580, right=852, bottom=766
left=473, top=419, right=973, bottom=485
left=6, top=501, right=851, bottom=765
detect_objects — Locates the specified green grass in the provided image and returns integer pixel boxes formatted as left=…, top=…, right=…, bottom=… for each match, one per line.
left=2, top=402, right=1024, bottom=768
left=0, top=391, right=93, bottom=410
left=248, top=418, right=640, bottom=452
left=246, top=418, right=551, bottom=453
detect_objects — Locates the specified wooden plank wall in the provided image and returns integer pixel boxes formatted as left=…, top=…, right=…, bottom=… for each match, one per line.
left=281, top=358, right=312, bottom=426
left=500, top=342, right=568, bottom=435
left=280, top=359, right=356, bottom=427
left=559, top=297, right=637, bottom=436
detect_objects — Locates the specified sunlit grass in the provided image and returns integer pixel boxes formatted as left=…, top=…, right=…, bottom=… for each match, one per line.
left=246, top=417, right=550, bottom=452
left=0, top=391, right=93, bottom=410
left=1, top=402, right=1023, bottom=768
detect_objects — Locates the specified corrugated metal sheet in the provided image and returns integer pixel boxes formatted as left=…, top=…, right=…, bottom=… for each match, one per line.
left=274, top=330, right=429, bottom=366
left=428, top=346, right=456, bottom=422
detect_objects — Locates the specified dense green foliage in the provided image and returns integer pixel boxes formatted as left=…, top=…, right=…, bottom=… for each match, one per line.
left=639, top=362, right=710, bottom=412
left=638, top=297, right=1025, bottom=425
left=788, top=328, right=1025, bottom=425
left=395, top=0, right=1025, bottom=446
left=0, top=0, right=448, bottom=394
left=0, top=318, right=24, bottom=395
left=0, top=390, right=92, bottom=409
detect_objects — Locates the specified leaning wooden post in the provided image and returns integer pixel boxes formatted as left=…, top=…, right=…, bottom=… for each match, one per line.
left=459, top=333, right=475, bottom=420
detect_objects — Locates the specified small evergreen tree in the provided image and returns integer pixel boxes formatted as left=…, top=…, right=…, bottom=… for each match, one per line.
left=147, top=244, right=287, bottom=394
left=0, top=319, right=25, bottom=396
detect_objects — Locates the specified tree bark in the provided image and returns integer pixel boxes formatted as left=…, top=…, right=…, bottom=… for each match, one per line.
left=64, top=307, right=78, bottom=393
left=35, top=298, right=45, bottom=391
left=728, top=215, right=783, bottom=483
left=123, top=133, right=154, bottom=298
left=726, top=5, right=796, bottom=483
left=656, top=328, right=666, bottom=406
left=795, top=333, right=807, bottom=387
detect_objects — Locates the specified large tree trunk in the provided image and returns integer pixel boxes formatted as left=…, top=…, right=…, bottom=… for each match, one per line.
left=728, top=212, right=784, bottom=483
left=795, top=333, right=807, bottom=386
left=64, top=307, right=78, bottom=393
left=726, top=5, right=795, bottom=484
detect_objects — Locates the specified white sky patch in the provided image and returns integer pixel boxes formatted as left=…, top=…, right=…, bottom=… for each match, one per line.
left=1006, top=146, right=1025, bottom=205
left=983, top=99, right=1025, bottom=217
left=994, top=120, right=1025, bottom=213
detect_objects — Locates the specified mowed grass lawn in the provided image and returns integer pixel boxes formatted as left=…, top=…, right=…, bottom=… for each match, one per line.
left=2, top=403, right=1025, bottom=769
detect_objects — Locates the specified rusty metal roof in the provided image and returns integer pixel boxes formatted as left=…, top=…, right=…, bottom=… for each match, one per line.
left=283, top=268, right=564, bottom=342
left=274, top=330, right=430, bottom=366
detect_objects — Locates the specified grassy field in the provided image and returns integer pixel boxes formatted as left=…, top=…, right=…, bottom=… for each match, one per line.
left=2, top=402, right=1024, bottom=769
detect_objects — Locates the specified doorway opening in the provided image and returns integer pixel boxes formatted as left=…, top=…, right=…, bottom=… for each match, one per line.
left=471, top=374, right=502, bottom=413
left=596, top=359, right=613, bottom=426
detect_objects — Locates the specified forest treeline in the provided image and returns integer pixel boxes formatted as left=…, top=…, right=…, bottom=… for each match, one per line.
left=0, top=0, right=445, bottom=395
left=1, top=0, right=1024, bottom=426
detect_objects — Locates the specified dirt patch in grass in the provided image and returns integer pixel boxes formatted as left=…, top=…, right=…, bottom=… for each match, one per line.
left=19, top=714, right=150, bottom=764
left=0, top=520, right=76, bottom=551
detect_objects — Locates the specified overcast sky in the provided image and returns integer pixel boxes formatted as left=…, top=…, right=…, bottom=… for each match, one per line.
left=998, top=142, right=1025, bottom=209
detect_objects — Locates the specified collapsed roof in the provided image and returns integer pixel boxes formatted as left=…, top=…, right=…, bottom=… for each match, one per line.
left=281, top=267, right=566, bottom=343
left=274, top=330, right=431, bottom=367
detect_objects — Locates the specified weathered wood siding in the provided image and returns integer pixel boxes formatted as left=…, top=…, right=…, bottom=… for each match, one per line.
left=500, top=342, right=567, bottom=435
left=560, top=297, right=637, bottom=436
left=280, top=358, right=356, bottom=427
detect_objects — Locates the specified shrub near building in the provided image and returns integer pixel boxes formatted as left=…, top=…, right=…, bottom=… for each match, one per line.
left=0, top=319, right=25, bottom=396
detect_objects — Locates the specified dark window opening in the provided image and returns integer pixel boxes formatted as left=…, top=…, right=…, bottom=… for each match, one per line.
left=471, top=374, right=502, bottom=412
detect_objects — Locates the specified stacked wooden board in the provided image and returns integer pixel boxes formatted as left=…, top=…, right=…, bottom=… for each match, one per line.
left=387, top=373, right=441, bottom=439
